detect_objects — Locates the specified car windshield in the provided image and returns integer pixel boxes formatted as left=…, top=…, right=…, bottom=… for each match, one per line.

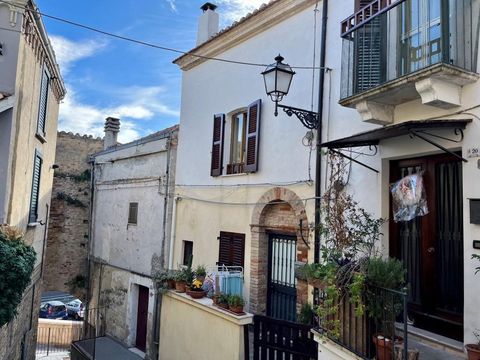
left=67, top=300, right=81, bottom=306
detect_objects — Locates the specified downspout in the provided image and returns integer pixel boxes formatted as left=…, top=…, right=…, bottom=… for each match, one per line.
left=153, top=133, right=173, bottom=360
left=168, top=196, right=179, bottom=269
left=84, top=158, right=95, bottom=335
left=314, top=0, right=329, bottom=263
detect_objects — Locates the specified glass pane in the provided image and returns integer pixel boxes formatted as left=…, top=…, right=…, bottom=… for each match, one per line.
left=230, top=113, right=246, bottom=164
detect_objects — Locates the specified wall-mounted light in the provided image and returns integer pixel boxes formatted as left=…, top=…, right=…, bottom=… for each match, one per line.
left=262, top=55, right=319, bottom=129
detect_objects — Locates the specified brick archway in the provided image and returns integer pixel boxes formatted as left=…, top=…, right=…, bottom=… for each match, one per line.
left=249, top=187, right=309, bottom=315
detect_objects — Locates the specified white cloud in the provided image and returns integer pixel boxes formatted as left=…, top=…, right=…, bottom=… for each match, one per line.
left=166, top=0, right=177, bottom=12
left=216, top=0, right=266, bottom=24
left=49, top=35, right=107, bottom=74
left=58, top=86, right=179, bottom=143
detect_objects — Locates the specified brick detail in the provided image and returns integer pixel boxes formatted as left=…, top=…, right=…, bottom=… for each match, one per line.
left=249, top=187, right=310, bottom=316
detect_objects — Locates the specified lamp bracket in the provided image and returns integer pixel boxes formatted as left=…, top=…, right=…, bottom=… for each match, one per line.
left=277, top=104, right=319, bottom=130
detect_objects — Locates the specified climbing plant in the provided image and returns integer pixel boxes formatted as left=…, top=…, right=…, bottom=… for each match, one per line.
left=0, top=225, right=36, bottom=327
left=56, top=192, right=86, bottom=208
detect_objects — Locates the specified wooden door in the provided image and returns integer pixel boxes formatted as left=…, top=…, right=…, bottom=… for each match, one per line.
left=136, top=285, right=149, bottom=352
left=390, top=153, right=464, bottom=340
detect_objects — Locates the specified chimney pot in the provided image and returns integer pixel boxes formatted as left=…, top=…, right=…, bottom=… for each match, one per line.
left=104, top=117, right=120, bottom=150
left=197, top=3, right=219, bottom=46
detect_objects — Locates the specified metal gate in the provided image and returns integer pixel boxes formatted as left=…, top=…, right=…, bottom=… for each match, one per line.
left=252, top=315, right=317, bottom=360
left=267, top=234, right=297, bottom=322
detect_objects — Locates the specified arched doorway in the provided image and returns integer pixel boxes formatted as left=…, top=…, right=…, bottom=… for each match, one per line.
left=250, top=187, right=309, bottom=320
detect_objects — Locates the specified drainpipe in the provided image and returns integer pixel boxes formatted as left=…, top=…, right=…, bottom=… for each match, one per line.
left=168, top=196, right=179, bottom=270
left=152, top=133, right=173, bottom=360
left=314, top=0, right=329, bottom=263
left=84, top=158, right=95, bottom=335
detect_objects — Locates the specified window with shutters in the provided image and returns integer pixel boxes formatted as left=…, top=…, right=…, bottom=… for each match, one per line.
left=183, top=240, right=193, bottom=266
left=218, top=231, right=245, bottom=268
left=227, top=111, right=247, bottom=174
left=36, top=67, right=50, bottom=139
left=128, top=202, right=138, bottom=225
left=29, top=151, right=42, bottom=224
left=210, top=99, right=261, bottom=176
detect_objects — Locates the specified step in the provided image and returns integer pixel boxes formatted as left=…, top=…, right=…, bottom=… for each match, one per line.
left=396, top=323, right=466, bottom=359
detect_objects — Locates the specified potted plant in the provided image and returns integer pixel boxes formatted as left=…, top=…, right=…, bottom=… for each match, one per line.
left=466, top=330, right=480, bottom=360
left=195, top=265, right=207, bottom=282
left=466, top=255, right=480, bottom=360
left=186, top=279, right=207, bottom=299
left=154, top=270, right=177, bottom=293
left=227, top=294, right=245, bottom=314
left=365, top=257, right=406, bottom=360
left=174, top=269, right=188, bottom=293
left=216, top=293, right=229, bottom=309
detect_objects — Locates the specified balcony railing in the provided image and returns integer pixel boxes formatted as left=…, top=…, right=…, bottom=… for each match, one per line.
left=340, top=0, right=477, bottom=100
left=318, top=284, right=409, bottom=360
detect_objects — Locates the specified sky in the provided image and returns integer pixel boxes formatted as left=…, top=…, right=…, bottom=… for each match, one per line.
left=36, top=0, right=266, bottom=143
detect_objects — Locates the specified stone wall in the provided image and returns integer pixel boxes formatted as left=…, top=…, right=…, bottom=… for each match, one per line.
left=0, top=281, right=42, bottom=360
left=43, top=132, right=103, bottom=299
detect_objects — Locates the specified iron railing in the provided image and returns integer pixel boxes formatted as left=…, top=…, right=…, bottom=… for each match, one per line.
left=340, top=0, right=477, bottom=99
left=36, top=307, right=105, bottom=356
left=318, top=284, right=408, bottom=360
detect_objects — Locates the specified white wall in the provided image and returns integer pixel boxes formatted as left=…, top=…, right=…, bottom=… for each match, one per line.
left=93, top=134, right=175, bottom=276
left=175, top=0, right=480, bottom=344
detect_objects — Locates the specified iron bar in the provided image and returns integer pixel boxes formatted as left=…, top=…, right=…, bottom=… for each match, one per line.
left=329, top=149, right=379, bottom=173
left=277, top=104, right=320, bottom=130
left=409, top=130, right=468, bottom=162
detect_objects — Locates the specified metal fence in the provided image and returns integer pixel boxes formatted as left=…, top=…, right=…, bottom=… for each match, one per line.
left=36, top=308, right=105, bottom=356
left=319, top=284, right=408, bottom=360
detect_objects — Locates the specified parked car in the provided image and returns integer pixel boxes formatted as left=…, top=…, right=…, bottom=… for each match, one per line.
left=65, top=299, right=85, bottom=320
left=39, top=301, right=68, bottom=320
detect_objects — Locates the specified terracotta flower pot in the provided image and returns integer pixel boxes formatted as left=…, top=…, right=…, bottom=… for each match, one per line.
left=466, top=344, right=480, bottom=360
left=167, top=279, right=175, bottom=289
left=187, top=290, right=206, bottom=299
left=230, top=305, right=244, bottom=314
left=372, top=334, right=403, bottom=360
left=175, top=281, right=186, bottom=293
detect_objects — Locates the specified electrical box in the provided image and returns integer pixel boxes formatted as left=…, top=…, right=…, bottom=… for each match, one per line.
left=470, top=199, right=480, bottom=224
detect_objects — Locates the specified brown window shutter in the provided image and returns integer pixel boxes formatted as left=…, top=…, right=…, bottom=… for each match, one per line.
left=218, top=232, right=231, bottom=266
left=211, top=113, right=225, bottom=176
left=231, top=233, right=245, bottom=268
left=244, top=99, right=261, bottom=173
left=218, top=232, right=245, bottom=268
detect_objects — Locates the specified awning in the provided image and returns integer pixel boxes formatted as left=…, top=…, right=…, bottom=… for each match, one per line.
left=320, top=119, right=472, bottom=172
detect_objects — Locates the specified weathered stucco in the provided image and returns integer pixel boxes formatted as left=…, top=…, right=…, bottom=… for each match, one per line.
left=90, top=127, right=178, bottom=357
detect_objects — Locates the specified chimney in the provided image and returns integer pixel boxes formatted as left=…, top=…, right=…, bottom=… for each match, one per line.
left=104, top=117, right=120, bottom=150
left=197, top=3, right=219, bottom=46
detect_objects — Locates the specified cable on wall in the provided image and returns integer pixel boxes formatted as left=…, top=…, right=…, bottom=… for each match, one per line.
left=0, top=0, right=331, bottom=70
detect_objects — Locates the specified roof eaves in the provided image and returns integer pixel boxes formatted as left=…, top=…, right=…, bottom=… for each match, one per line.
left=92, top=124, right=179, bottom=158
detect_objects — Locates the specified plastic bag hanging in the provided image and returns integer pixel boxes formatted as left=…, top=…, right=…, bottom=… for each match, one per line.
left=390, top=172, right=429, bottom=222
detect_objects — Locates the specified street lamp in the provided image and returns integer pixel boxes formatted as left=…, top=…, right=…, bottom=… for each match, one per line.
left=262, top=55, right=320, bottom=130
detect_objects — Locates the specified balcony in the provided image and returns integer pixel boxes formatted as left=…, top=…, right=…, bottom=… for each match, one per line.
left=339, top=0, right=479, bottom=124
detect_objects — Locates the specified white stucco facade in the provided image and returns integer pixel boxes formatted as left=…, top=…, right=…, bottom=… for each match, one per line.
left=173, top=0, right=480, bottom=355
left=90, top=126, right=178, bottom=358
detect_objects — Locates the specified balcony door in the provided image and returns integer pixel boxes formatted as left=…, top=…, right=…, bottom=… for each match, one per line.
left=390, top=153, right=464, bottom=341
left=398, top=0, right=444, bottom=75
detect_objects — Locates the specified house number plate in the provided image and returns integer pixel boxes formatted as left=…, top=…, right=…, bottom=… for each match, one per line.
left=467, top=147, right=480, bottom=158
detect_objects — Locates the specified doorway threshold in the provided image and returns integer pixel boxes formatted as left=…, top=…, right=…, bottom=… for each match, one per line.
left=396, top=323, right=465, bottom=358
left=128, top=347, right=146, bottom=359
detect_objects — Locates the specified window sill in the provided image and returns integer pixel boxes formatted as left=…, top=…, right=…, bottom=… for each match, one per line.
left=221, top=172, right=248, bottom=178
left=35, top=132, right=47, bottom=144
left=27, top=222, right=40, bottom=227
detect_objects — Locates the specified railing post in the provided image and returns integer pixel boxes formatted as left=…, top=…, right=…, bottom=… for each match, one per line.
left=403, top=287, right=408, bottom=360
left=46, top=328, right=51, bottom=356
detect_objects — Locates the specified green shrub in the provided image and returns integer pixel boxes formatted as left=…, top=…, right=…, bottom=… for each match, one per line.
left=0, top=226, right=36, bottom=327
left=227, top=294, right=244, bottom=307
left=298, top=303, right=315, bottom=325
